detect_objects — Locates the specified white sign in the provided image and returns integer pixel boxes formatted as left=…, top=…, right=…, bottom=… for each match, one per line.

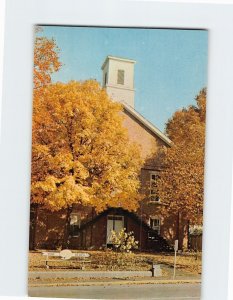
left=174, top=240, right=178, bottom=251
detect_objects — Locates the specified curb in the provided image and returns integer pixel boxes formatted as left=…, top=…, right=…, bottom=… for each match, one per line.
left=29, top=270, right=156, bottom=279
left=29, top=279, right=201, bottom=288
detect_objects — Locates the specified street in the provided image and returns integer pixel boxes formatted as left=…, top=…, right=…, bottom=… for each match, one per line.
left=29, top=283, right=201, bottom=299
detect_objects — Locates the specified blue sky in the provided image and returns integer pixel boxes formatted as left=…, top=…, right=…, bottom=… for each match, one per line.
left=39, top=26, right=208, bottom=132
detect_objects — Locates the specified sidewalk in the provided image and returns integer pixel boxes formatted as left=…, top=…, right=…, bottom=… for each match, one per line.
left=28, top=269, right=201, bottom=287
left=29, top=270, right=153, bottom=279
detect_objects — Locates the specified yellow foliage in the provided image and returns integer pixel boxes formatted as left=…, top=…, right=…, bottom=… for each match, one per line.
left=31, top=80, right=143, bottom=212
left=110, top=228, right=139, bottom=253
left=33, top=31, right=61, bottom=89
left=157, top=89, right=206, bottom=224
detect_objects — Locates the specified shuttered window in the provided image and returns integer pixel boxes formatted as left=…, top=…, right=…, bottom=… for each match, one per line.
left=150, top=173, right=160, bottom=202
left=117, top=69, right=124, bottom=85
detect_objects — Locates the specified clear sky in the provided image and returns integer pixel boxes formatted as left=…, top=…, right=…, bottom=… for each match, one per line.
left=39, top=26, right=208, bottom=132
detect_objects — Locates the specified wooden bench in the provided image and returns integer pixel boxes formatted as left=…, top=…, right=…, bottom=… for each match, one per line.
left=42, top=249, right=91, bottom=269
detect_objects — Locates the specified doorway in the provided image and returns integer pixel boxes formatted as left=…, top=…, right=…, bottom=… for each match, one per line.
left=106, top=215, right=124, bottom=244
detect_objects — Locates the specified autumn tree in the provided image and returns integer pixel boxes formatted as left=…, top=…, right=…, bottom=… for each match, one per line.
left=31, top=81, right=143, bottom=217
left=157, top=89, right=206, bottom=225
left=33, top=27, right=61, bottom=89
left=30, top=28, right=62, bottom=249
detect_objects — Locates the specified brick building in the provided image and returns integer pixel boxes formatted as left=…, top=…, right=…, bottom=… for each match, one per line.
left=30, top=56, right=189, bottom=251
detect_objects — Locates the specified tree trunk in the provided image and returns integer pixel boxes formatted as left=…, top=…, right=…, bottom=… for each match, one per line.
left=177, top=211, right=184, bottom=250
left=187, top=220, right=190, bottom=250
left=62, top=206, right=72, bottom=249
left=195, top=236, right=198, bottom=260
left=29, top=203, right=39, bottom=250
left=90, top=207, right=94, bottom=247
left=176, top=211, right=180, bottom=249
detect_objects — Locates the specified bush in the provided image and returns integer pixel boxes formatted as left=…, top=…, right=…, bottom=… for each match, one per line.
left=189, top=225, right=202, bottom=236
left=110, top=228, right=139, bottom=253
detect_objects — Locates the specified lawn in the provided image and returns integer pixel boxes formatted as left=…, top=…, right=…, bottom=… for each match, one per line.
left=28, top=250, right=201, bottom=276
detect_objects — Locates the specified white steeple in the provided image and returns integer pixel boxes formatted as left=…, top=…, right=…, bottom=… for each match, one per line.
left=101, top=56, right=136, bottom=108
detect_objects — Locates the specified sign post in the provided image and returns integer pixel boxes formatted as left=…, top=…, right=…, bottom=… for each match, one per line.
left=173, top=239, right=178, bottom=280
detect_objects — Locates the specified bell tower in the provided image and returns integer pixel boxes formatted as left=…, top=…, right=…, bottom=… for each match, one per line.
left=101, top=56, right=136, bottom=108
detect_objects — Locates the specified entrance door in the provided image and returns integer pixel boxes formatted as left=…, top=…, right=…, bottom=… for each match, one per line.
left=106, top=215, right=124, bottom=244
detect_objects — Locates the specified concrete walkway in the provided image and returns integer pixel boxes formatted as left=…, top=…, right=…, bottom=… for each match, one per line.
left=29, top=270, right=201, bottom=290
left=29, top=270, right=153, bottom=279
left=29, top=282, right=201, bottom=299
left=29, top=265, right=201, bottom=289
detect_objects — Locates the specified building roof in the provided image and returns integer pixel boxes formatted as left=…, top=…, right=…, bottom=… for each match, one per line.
left=101, top=55, right=136, bottom=70
left=101, top=55, right=171, bottom=146
left=122, top=102, right=172, bottom=147
left=77, top=207, right=152, bottom=232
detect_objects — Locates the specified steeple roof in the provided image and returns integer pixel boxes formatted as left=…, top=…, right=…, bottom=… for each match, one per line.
left=101, top=55, right=136, bottom=70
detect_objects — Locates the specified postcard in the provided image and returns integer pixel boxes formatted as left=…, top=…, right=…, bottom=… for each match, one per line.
left=27, top=25, right=208, bottom=299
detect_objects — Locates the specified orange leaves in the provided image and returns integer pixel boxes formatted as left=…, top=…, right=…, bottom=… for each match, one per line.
left=31, top=30, right=143, bottom=213
left=33, top=35, right=62, bottom=89
left=31, top=80, right=143, bottom=212
left=157, top=89, right=206, bottom=224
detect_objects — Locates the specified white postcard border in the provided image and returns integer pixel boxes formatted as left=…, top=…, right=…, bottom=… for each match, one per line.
left=1, top=1, right=233, bottom=299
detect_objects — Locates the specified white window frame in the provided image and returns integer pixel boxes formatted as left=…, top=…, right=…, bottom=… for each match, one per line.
left=149, top=216, right=161, bottom=234
left=70, top=212, right=81, bottom=228
left=107, top=215, right=124, bottom=244
left=107, top=215, right=124, bottom=230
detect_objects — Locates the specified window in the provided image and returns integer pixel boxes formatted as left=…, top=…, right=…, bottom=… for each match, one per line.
left=69, top=213, right=81, bottom=236
left=104, top=72, right=108, bottom=85
left=150, top=172, right=160, bottom=202
left=149, top=217, right=161, bottom=234
left=107, top=215, right=124, bottom=222
left=117, top=69, right=124, bottom=85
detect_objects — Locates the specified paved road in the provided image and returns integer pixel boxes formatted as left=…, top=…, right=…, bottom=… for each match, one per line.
left=29, top=283, right=201, bottom=299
